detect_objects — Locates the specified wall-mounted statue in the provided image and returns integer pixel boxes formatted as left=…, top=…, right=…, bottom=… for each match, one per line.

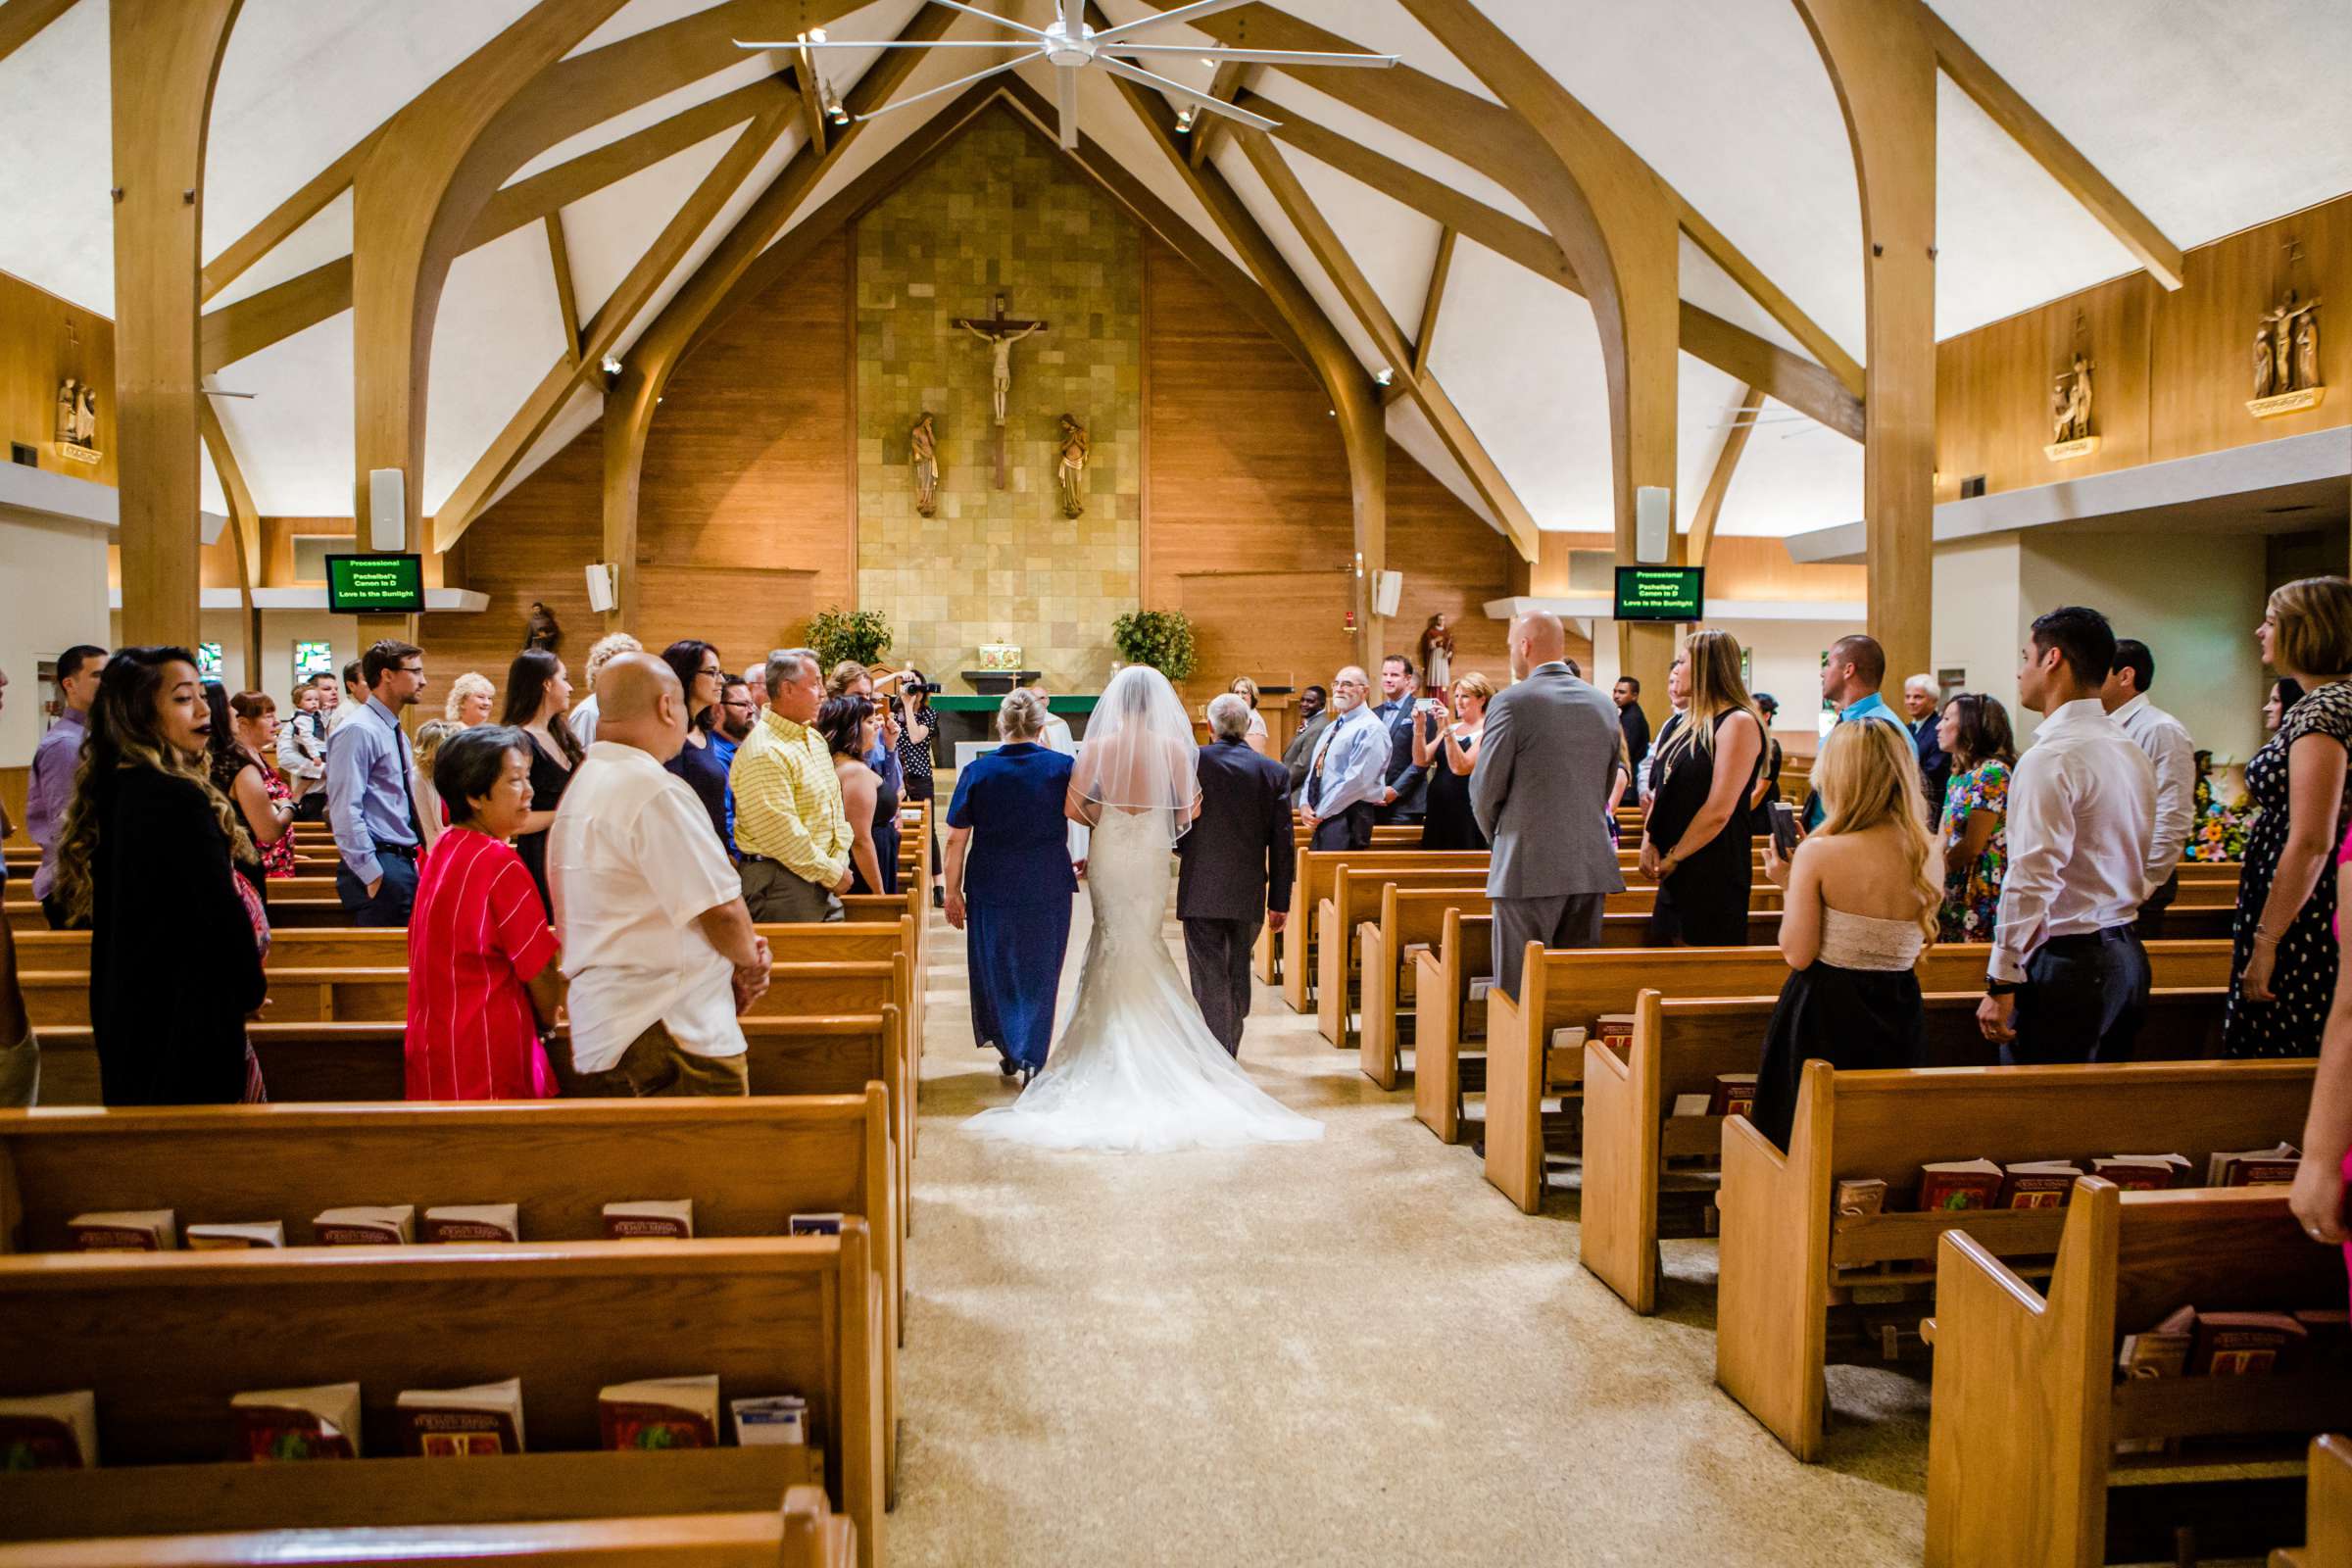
left=524, top=600, right=563, bottom=655
left=910, top=412, right=940, bottom=518
left=2049, top=352, right=2094, bottom=445
left=2252, top=286, right=2324, bottom=416
left=1055, top=414, right=1090, bottom=519
left=54, top=377, right=98, bottom=459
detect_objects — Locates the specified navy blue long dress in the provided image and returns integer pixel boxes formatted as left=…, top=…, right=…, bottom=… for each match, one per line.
left=949, top=742, right=1077, bottom=1072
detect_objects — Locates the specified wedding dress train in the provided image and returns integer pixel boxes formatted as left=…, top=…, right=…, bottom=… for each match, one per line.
left=965, top=806, right=1324, bottom=1153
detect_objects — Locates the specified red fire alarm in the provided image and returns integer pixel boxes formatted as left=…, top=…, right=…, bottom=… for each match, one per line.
left=1343, top=609, right=1357, bottom=632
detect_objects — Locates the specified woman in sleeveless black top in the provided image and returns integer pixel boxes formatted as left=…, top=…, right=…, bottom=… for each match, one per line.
left=1414, top=674, right=1492, bottom=851
left=1642, top=630, right=1766, bottom=948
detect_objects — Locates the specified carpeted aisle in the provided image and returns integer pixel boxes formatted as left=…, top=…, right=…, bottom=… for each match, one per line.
left=885, top=893, right=1928, bottom=1565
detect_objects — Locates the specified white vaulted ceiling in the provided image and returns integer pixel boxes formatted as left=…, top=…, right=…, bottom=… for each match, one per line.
left=1, top=0, right=2346, bottom=538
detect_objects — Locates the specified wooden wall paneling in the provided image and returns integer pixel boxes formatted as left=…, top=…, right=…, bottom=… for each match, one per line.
left=1385, top=440, right=1516, bottom=689
left=414, top=424, right=600, bottom=698
left=110, top=0, right=243, bottom=650
left=637, top=565, right=818, bottom=663
left=2146, top=196, right=2351, bottom=466
left=1178, top=569, right=1352, bottom=708
left=1934, top=270, right=2154, bottom=501
left=0, top=270, right=118, bottom=488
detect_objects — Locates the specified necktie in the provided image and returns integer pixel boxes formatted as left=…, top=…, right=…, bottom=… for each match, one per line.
left=392, top=715, right=424, bottom=846
left=1308, top=722, right=1338, bottom=808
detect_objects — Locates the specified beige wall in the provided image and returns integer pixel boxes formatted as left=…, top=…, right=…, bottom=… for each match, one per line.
left=0, top=509, right=111, bottom=766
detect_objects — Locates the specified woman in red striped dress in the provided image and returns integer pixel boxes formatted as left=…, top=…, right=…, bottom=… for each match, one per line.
left=404, top=726, right=564, bottom=1101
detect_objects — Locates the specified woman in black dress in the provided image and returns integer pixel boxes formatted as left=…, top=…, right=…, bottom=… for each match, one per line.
left=51, top=648, right=268, bottom=1104
left=1745, top=692, right=1784, bottom=835
left=660, top=639, right=732, bottom=849
left=1414, top=672, right=1492, bottom=851
left=2229, top=576, right=2352, bottom=1057
left=499, top=649, right=581, bottom=916
left=1749, top=715, right=1939, bottom=1149
left=820, top=696, right=899, bottom=895
left=895, top=667, right=942, bottom=906
left=1641, top=629, right=1766, bottom=947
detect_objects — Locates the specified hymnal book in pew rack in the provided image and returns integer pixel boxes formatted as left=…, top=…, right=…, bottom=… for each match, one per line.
left=186, top=1221, right=285, bottom=1250
left=599, top=1376, right=720, bottom=1450
left=0, top=1392, right=97, bottom=1470
left=422, top=1203, right=520, bottom=1243
left=602, top=1200, right=693, bottom=1240
left=232, top=1382, right=362, bottom=1461
left=66, top=1209, right=175, bottom=1250
left=313, top=1205, right=415, bottom=1244
left=398, top=1378, right=525, bottom=1456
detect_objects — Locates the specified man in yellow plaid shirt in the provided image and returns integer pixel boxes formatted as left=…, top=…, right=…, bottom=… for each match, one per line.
left=730, top=649, right=855, bottom=922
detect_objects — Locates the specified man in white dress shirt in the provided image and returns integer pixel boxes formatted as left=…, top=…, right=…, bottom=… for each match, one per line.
left=551, top=654, right=769, bottom=1096
left=1979, top=607, right=2166, bottom=1064
left=2100, top=638, right=2197, bottom=939
left=1298, top=666, right=1390, bottom=851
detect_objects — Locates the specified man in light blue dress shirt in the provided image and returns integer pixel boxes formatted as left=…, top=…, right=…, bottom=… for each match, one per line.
left=1298, top=666, right=1391, bottom=851
left=325, top=640, right=428, bottom=926
left=1801, top=633, right=1904, bottom=829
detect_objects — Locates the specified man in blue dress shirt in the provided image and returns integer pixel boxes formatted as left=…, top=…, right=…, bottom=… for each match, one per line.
left=1801, top=634, right=1903, bottom=829
left=1298, top=666, right=1391, bottom=851
left=325, top=639, right=428, bottom=926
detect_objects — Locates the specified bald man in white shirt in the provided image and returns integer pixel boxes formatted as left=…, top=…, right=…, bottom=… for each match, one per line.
left=1980, top=607, right=2165, bottom=1064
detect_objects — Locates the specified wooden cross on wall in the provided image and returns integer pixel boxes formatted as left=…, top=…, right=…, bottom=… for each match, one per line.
left=951, top=294, right=1049, bottom=490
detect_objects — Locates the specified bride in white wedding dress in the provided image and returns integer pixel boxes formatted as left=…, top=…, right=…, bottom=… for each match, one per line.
left=966, top=666, right=1323, bottom=1154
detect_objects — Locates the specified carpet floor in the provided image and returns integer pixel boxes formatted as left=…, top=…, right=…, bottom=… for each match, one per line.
left=884, top=893, right=1932, bottom=1565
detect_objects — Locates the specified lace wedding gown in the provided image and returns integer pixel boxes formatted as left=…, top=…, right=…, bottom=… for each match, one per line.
left=965, top=806, right=1324, bottom=1153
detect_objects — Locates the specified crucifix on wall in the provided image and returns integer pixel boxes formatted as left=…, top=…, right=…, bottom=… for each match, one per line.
left=953, top=293, right=1048, bottom=489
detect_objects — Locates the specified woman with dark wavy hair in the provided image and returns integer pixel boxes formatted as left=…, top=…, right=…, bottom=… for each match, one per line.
left=53, top=648, right=268, bottom=1103
left=499, top=648, right=582, bottom=915
left=660, top=638, right=731, bottom=850
left=1934, top=692, right=2018, bottom=942
left=818, top=694, right=897, bottom=896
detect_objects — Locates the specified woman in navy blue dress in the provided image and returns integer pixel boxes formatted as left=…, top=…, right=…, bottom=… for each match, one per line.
left=945, top=689, right=1078, bottom=1084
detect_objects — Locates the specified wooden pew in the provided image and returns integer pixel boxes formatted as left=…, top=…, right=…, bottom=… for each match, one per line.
left=1409, top=906, right=1494, bottom=1144
left=1316, top=866, right=1502, bottom=1047
left=0, top=1093, right=905, bottom=1494
left=1483, top=939, right=2234, bottom=1213
left=0, top=1233, right=886, bottom=1567
left=1717, top=1057, right=2318, bottom=1464
left=1925, top=1182, right=2347, bottom=1567
left=2273, top=1435, right=2352, bottom=1568
left=0, top=1485, right=856, bottom=1567
left=1282, top=849, right=1488, bottom=1012
left=1580, top=986, right=2229, bottom=1314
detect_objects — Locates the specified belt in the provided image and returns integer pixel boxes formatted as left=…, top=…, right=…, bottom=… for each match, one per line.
left=374, top=842, right=420, bottom=860
left=2040, top=923, right=2139, bottom=950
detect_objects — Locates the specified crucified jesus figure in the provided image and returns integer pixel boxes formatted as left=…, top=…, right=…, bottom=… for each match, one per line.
left=960, top=318, right=1045, bottom=425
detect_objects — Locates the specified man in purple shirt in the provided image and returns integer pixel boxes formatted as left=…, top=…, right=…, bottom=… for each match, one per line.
left=27, top=644, right=105, bottom=930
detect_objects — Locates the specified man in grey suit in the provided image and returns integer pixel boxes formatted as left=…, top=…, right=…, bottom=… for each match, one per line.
left=1469, top=612, right=1627, bottom=1000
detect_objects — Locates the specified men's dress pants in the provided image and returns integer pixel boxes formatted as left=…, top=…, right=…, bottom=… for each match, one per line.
left=1491, top=893, right=1607, bottom=1001
left=2133, top=870, right=2180, bottom=941
left=1183, top=915, right=1261, bottom=1056
left=2006, top=926, right=2151, bottom=1065
left=556, top=1019, right=750, bottom=1098
left=742, top=857, right=844, bottom=922
left=335, top=852, right=417, bottom=928
left=1308, top=803, right=1374, bottom=852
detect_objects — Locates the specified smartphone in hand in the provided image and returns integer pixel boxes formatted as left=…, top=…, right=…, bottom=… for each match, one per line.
left=1768, top=802, right=1801, bottom=859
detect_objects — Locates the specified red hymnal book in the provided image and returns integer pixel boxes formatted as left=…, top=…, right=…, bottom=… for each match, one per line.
left=1997, top=1161, right=2082, bottom=1209
left=231, top=1383, right=362, bottom=1462
left=2189, top=1311, right=2306, bottom=1377
left=2090, top=1154, right=2190, bottom=1192
left=2206, top=1145, right=2301, bottom=1188
left=1915, top=1158, right=2003, bottom=1212
left=602, top=1200, right=693, bottom=1240
left=0, top=1393, right=98, bottom=1470
left=598, top=1376, right=719, bottom=1451
left=1707, top=1074, right=1758, bottom=1119
left=398, top=1379, right=525, bottom=1457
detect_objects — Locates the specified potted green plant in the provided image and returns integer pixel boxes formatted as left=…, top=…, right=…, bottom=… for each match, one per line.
left=1110, top=609, right=1197, bottom=680
left=808, top=607, right=893, bottom=670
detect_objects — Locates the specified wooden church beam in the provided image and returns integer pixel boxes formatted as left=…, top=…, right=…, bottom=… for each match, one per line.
left=199, top=132, right=377, bottom=305
left=1238, top=134, right=1538, bottom=561
left=1791, top=0, right=1937, bottom=691
left=111, top=0, right=242, bottom=650
left=1914, top=2, right=2184, bottom=290
left=0, top=0, right=79, bottom=70
left=1687, top=384, right=1761, bottom=568
left=1411, top=225, right=1455, bottom=381
left=1187, top=59, right=1253, bottom=169
left=198, top=396, right=265, bottom=681
left=1101, top=54, right=1389, bottom=665
left=544, top=215, right=582, bottom=367
left=433, top=95, right=801, bottom=554
left=590, top=2, right=957, bottom=629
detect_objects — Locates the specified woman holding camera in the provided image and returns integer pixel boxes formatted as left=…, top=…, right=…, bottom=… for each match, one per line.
left=1414, top=673, right=1491, bottom=851
left=895, top=666, right=943, bottom=907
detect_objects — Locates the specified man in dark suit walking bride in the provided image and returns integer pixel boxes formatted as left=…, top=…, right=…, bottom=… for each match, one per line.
left=1175, top=693, right=1295, bottom=1055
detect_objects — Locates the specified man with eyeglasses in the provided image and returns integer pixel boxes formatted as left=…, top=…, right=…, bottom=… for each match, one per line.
left=1297, top=666, right=1390, bottom=851
left=325, top=639, right=428, bottom=926
left=712, top=678, right=757, bottom=856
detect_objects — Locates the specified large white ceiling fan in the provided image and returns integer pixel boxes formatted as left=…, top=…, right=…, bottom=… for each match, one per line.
left=739, top=0, right=1398, bottom=150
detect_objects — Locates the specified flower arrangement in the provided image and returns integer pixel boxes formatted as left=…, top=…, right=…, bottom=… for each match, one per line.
left=2187, top=771, right=2249, bottom=862
left=808, top=607, right=893, bottom=670
left=1110, top=609, right=1197, bottom=681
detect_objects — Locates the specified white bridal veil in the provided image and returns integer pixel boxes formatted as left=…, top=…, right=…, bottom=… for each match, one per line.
left=1070, top=665, right=1202, bottom=840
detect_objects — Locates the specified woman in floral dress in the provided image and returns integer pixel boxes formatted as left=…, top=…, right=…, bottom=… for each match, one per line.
left=2228, top=578, right=2352, bottom=1057
left=1935, top=693, right=2017, bottom=942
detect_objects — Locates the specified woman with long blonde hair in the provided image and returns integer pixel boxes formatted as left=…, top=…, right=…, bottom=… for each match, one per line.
left=1748, top=717, right=1938, bottom=1149
left=1641, top=628, right=1766, bottom=945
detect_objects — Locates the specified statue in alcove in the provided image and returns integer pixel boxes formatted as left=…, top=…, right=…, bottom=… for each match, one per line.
left=524, top=601, right=562, bottom=654
left=911, top=412, right=940, bottom=518
left=1055, top=414, right=1090, bottom=519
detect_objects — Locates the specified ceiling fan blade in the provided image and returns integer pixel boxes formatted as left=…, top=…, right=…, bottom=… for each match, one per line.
left=855, top=54, right=1033, bottom=122
left=1091, top=0, right=1253, bottom=46
left=1057, top=61, right=1080, bottom=149
left=1095, top=56, right=1276, bottom=130
left=746, top=37, right=1038, bottom=49
left=1102, top=43, right=1399, bottom=68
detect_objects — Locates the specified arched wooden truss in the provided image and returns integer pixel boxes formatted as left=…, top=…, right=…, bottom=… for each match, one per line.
left=77, top=0, right=2188, bottom=674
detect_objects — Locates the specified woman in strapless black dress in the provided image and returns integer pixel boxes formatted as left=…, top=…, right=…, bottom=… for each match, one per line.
left=1641, top=630, right=1765, bottom=948
left=1415, top=673, right=1493, bottom=852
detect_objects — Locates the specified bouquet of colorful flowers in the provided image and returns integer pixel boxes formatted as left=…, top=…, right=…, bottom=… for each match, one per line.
left=2187, top=773, right=2249, bottom=862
